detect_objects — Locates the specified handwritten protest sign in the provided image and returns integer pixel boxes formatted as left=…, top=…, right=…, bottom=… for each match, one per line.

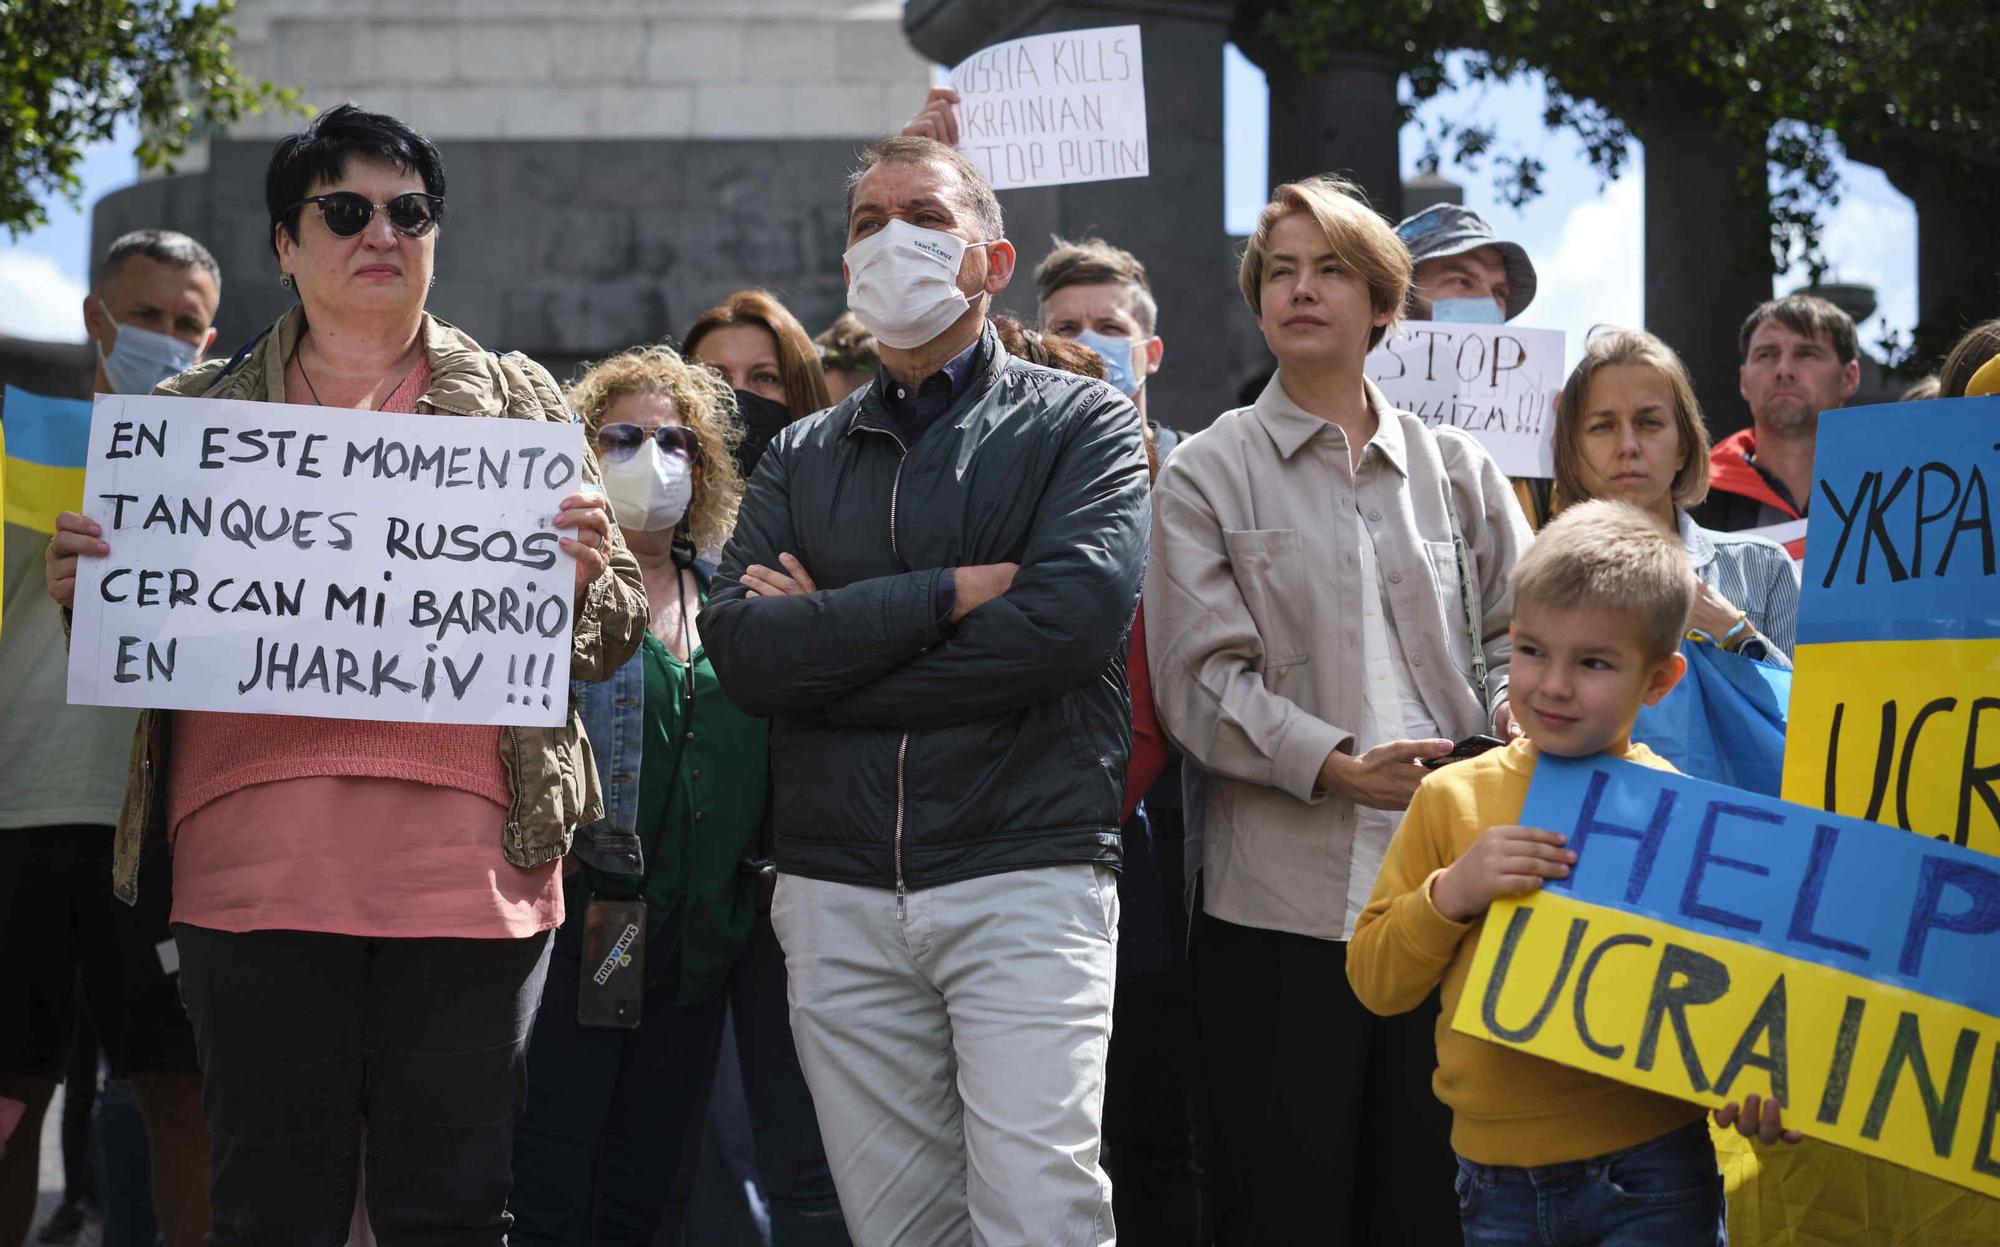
left=66, top=394, right=581, bottom=727
left=948, top=25, right=1147, bottom=191
left=1453, top=755, right=2000, bottom=1199
left=1782, top=399, right=2000, bottom=856
left=1365, top=322, right=1563, bottom=477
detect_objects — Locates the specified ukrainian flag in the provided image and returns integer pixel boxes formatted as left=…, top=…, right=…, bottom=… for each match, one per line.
left=1, top=384, right=90, bottom=534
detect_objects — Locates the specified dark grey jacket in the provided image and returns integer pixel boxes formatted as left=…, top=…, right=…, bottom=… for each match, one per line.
left=703, top=326, right=1150, bottom=893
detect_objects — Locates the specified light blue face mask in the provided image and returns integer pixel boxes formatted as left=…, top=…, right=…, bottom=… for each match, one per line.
left=99, top=322, right=199, bottom=394
left=1430, top=297, right=1505, bottom=325
left=1072, top=327, right=1146, bottom=398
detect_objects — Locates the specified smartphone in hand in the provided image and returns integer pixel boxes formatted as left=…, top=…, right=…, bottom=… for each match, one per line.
left=1420, top=734, right=1508, bottom=770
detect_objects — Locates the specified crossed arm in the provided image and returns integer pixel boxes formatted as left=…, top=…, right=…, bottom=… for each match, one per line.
left=700, top=400, right=1149, bottom=727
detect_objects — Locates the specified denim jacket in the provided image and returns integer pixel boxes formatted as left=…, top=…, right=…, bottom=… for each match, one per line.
left=571, top=559, right=716, bottom=876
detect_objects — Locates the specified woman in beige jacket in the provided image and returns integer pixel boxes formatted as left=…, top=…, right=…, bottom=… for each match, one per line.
left=1144, top=175, right=1530, bottom=1245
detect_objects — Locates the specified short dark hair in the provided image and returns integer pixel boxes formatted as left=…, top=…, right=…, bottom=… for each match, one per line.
left=1738, top=294, right=1858, bottom=365
left=265, top=103, right=447, bottom=256
left=843, top=135, right=1003, bottom=242
left=1034, top=237, right=1158, bottom=334
left=94, top=229, right=221, bottom=294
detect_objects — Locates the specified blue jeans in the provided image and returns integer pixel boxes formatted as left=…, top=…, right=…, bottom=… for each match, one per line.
left=1455, top=1120, right=1724, bottom=1246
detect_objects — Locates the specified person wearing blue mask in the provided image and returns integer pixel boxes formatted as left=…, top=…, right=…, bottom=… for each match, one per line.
left=1030, top=235, right=1205, bottom=1245
left=2, top=229, right=220, bottom=1247
left=1034, top=237, right=1165, bottom=417
left=81, top=230, right=222, bottom=396
left=1396, top=203, right=1552, bottom=527
left=1394, top=202, right=1537, bottom=326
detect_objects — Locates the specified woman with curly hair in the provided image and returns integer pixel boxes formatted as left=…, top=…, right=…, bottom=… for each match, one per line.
left=510, top=345, right=771, bottom=1244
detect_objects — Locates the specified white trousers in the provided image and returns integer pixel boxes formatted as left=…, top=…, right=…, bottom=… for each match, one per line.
left=771, top=865, right=1119, bottom=1247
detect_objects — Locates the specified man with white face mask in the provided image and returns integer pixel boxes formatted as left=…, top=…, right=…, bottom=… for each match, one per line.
left=82, top=229, right=222, bottom=395
left=1, top=229, right=220, bottom=1245
left=704, top=135, right=1149, bottom=1247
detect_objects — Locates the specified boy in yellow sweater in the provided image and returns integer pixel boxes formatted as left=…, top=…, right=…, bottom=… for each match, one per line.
left=1349, top=500, right=1799, bottom=1246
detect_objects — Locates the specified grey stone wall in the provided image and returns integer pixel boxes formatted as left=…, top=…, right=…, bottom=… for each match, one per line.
left=93, top=136, right=880, bottom=384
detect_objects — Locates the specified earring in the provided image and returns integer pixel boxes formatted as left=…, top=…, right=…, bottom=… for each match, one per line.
left=279, top=273, right=296, bottom=290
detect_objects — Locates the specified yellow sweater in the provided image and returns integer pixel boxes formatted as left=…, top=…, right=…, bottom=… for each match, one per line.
left=1348, top=738, right=1704, bottom=1167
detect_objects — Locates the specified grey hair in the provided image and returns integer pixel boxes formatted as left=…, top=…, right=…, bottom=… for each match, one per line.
left=843, top=136, right=1004, bottom=243
left=95, top=229, right=221, bottom=294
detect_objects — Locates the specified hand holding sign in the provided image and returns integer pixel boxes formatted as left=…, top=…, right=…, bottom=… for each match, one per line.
left=45, top=510, right=110, bottom=610
left=552, top=492, right=613, bottom=599
left=64, top=393, right=585, bottom=727
left=1432, top=824, right=1576, bottom=923
left=1456, top=755, right=2000, bottom=1199
left=942, top=26, right=1148, bottom=191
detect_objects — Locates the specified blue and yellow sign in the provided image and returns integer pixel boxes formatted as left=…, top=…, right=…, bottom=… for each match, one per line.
left=1, top=384, right=91, bottom=534
left=1783, top=399, right=2000, bottom=858
left=1454, top=755, right=2000, bottom=1200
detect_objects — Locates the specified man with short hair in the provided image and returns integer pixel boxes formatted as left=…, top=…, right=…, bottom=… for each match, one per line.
left=1033, top=234, right=1203, bottom=1244
left=703, top=135, right=1149, bottom=1246
left=1, top=229, right=219, bottom=1246
left=1690, top=293, right=1860, bottom=558
left=83, top=229, right=222, bottom=396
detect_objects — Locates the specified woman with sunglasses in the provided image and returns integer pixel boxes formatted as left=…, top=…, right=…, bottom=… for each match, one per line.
left=43, top=105, right=646, bottom=1244
left=509, top=345, right=770, bottom=1244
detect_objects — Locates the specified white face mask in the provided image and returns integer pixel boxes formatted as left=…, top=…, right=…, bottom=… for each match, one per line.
left=844, top=219, right=991, bottom=350
left=600, top=442, right=693, bottom=533
left=98, top=320, right=199, bottom=394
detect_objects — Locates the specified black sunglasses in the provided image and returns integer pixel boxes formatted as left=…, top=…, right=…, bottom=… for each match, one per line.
left=596, top=423, right=701, bottom=464
left=290, top=192, right=444, bottom=239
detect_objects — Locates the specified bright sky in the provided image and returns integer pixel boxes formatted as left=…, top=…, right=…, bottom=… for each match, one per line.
left=1, top=50, right=1916, bottom=362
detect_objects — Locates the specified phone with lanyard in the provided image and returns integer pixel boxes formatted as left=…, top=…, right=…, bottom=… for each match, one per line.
left=578, top=552, right=699, bottom=1029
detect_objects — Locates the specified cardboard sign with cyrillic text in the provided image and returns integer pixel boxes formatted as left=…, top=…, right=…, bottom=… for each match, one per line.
left=66, top=394, right=580, bottom=726
left=947, top=25, right=1147, bottom=191
left=1453, top=755, right=2000, bottom=1199
left=1365, top=323, right=1563, bottom=478
left=1782, top=399, right=2000, bottom=856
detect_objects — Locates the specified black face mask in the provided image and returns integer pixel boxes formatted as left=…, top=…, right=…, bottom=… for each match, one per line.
left=731, top=389, right=796, bottom=479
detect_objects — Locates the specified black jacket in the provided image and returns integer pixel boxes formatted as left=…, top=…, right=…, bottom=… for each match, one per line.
left=704, top=326, right=1151, bottom=892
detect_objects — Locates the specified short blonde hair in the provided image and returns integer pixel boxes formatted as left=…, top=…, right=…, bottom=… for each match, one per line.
left=567, top=345, right=743, bottom=554
left=1511, top=499, right=1696, bottom=660
left=1552, top=329, right=1712, bottom=515
left=1238, top=175, right=1411, bottom=350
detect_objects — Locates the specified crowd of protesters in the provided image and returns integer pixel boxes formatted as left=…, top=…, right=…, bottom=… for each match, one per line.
left=3, top=85, right=1999, bottom=1247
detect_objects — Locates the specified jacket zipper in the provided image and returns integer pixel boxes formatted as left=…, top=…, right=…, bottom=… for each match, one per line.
left=867, top=419, right=914, bottom=919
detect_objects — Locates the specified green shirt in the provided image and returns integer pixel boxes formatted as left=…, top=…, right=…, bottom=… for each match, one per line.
left=596, top=625, right=769, bottom=1004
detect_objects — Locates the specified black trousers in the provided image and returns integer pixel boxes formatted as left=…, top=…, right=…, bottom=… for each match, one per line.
left=175, top=923, right=553, bottom=1247
left=1191, top=909, right=1461, bottom=1247
left=1103, top=807, right=1201, bottom=1245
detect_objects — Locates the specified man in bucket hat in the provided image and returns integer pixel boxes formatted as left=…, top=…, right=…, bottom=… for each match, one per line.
left=1396, top=202, right=1538, bottom=324
left=1396, top=202, right=1551, bottom=524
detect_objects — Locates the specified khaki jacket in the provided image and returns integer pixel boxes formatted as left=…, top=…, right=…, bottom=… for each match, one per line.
left=1144, top=375, right=1530, bottom=940
left=106, top=307, right=647, bottom=904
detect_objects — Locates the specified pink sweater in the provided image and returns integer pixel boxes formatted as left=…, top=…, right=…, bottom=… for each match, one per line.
left=168, top=358, right=562, bottom=937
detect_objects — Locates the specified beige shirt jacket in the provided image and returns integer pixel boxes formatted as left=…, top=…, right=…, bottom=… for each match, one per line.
left=1145, top=375, right=1532, bottom=941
